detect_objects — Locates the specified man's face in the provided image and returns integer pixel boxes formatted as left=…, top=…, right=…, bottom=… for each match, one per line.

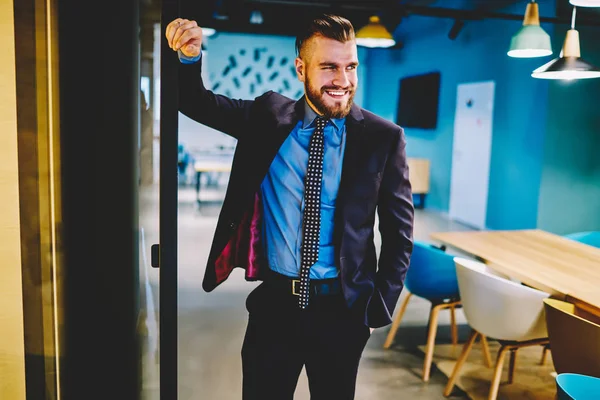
left=295, top=35, right=359, bottom=119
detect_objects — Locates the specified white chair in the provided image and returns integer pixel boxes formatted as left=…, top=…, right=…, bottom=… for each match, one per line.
left=444, top=257, right=550, bottom=400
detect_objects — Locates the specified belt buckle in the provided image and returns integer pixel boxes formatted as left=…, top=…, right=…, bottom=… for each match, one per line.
left=291, top=279, right=300, bottom=296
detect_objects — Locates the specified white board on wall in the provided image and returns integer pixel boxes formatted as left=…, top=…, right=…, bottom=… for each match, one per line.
left=449, top=81, right=495, bottom=230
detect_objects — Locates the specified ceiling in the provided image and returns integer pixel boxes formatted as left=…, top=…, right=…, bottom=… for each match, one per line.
left=140, top=0, right=599, bottom=58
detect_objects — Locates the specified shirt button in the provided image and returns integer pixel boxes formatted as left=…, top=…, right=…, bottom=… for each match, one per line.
left=229, top=222, right=236, bottom=230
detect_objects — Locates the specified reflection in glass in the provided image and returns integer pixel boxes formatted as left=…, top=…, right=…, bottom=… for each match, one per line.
left=139, top=3, right=161, bottom=399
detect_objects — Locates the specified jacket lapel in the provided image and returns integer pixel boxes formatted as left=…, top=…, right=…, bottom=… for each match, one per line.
left=255, top=96, right=304, bottom=181
left=337, top=104, right=365, bottom=207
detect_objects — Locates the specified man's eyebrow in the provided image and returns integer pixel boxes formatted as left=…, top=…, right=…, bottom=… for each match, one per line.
left=318, top=61, right=359, bottom=67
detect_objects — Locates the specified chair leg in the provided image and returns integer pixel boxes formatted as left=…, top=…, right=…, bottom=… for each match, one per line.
left=480, top=334, right=493, bottom=368
left=423, top=303, right=444, bottom=382
left=450, top=305, right=458, bottom=346
left=508, top=349, right=517, bottom=384
left=383, top=291, right=412, bottom=349
left=488, top=345, right=510, bottom=400
left=443, top=329, right=479, bottom=397
left=540, top=344, right=550, bottom=366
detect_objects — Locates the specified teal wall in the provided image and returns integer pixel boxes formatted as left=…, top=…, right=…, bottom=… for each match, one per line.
left=537, top=24, right=600, bottom=234
left=364, top=0, right=554, bottom=229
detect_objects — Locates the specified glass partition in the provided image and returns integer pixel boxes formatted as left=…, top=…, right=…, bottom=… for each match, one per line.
left=138, top=3, right=162, bottom=399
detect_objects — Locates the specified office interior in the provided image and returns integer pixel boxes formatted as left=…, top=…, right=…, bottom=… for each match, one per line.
left=2, top=0, right=600, bottom=399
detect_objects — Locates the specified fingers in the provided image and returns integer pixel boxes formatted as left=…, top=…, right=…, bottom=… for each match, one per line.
left=165, top=18, right=200, bottom=50
left=165, top=18, right=183, bottom=48
left=172, top=19, right=198, bottom=50
left=174, top=25, right=201, bottom=51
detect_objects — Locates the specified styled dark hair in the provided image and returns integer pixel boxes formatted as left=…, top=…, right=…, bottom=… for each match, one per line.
left=295, top=14, right=355, bottom=58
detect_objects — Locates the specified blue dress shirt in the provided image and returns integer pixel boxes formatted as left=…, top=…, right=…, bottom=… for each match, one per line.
left=261, top=104, right=346, bottom=279
left=178, top=51, right=347, bottom=279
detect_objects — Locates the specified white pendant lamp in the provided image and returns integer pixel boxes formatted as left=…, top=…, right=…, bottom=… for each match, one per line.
left=508, top=1, right=552, bottom=58
left=569, top=0, right=600, bottom=6
left=202, top=27, right=216, bottom=37
left=532, top=7, right=600, bottom=80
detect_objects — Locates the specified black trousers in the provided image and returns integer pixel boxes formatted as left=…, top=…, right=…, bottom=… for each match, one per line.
left=241, top=281, right=371, bottom=400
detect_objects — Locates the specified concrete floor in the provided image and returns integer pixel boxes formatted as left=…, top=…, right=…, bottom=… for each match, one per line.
left=139, top=181, right=475, bottom=400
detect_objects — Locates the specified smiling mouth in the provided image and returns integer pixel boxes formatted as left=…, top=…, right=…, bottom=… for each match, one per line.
left=325, top=90, right=349, bottom=99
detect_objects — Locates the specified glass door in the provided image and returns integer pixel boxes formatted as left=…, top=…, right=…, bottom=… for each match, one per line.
left=7, top=0, right=181, bottom=398
left=139, top=0, right=180, bottom=398
left=138, top=0, right=161, bottom=395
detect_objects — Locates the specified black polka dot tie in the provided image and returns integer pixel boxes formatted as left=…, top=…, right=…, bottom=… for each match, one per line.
left=298, top=116, right=327, bottom=309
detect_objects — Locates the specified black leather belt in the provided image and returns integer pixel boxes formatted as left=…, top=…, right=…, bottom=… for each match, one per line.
left=266, top=270, right=342, bottom=297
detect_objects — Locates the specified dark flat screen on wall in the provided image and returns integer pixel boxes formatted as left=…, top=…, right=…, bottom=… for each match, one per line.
left=396, top=72, right=440, bottom=129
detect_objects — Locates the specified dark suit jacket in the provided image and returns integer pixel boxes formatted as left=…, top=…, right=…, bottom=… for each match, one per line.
left=179, top=59, right=414, bottom=328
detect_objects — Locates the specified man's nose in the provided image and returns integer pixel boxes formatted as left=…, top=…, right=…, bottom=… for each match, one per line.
left=333, top=70, right=350, bottom=88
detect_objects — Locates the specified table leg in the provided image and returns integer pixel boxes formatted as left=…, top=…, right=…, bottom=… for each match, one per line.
left=196, top=171, right=202, bottom=205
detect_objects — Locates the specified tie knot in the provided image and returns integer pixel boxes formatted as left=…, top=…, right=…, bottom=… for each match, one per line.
left=315, top=117, right=328, bottom=130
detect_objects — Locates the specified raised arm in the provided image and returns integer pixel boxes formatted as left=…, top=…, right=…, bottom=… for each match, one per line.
left=165, top=18, right=257, bottom=140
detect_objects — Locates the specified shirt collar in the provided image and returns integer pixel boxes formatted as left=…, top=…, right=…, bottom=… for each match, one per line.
left=302, top=100, right=344, bottom=131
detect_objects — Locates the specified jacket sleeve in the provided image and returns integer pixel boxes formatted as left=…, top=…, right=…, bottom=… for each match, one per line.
left=370, top=127, right=414, bottom=327
left=177, top=55, right=260, bottom=140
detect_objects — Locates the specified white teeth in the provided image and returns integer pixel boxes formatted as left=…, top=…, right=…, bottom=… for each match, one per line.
left=327, top=91, right=346, bottom=96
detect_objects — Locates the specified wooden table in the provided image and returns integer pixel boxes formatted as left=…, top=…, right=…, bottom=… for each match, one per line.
left=430, top=229, right=600, bottom=316
left=194, top=158, right=232, bottom=204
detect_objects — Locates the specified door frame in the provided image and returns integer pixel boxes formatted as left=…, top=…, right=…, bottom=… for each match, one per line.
left=159, top=0, right=180, bottom=398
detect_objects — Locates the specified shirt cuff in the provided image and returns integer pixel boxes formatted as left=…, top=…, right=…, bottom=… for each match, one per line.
left=178, top=50, right=201, bottom=64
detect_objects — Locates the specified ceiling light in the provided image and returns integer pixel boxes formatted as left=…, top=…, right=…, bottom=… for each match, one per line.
left=202, top=27, right=216, bottom=37
left=508, top=1, right=552, bottom=58
left=212, top=0, right=229, bottom=21
left=250, top=10, right=263, bottom=25
left=355, top=16, right=396, bottom=49
left=569, top=0, right=600, bottom=6
left=532, top=7, right=600, bottom=80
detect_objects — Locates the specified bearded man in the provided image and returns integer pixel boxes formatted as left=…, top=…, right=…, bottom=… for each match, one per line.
left=166, top=13, right=414, bottom=399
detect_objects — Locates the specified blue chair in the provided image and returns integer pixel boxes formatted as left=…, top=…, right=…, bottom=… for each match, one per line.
left=383, top=241, right=492, bottom=381
left=564, top=231, right=600, bottom=249
left=556, top=373, right=600, bottom=400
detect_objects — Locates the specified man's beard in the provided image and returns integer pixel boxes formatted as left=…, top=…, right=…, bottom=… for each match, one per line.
left=305, top=77, right=355, bottom=119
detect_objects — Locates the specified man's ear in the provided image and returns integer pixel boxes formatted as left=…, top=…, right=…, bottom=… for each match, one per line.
left=295, top=57, right=305, bottom=83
